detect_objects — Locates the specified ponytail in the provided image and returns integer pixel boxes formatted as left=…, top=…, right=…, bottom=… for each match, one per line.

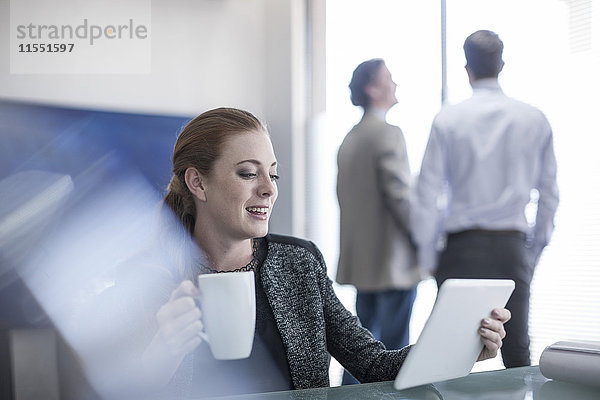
left=163, top=173, right=196, bottom=236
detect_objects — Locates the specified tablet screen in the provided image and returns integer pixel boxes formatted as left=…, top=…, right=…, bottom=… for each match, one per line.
left=394, top=279, right=515, bottom=390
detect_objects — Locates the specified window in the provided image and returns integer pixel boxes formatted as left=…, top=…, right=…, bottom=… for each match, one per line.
left=323, top=0, right=600, bottom=383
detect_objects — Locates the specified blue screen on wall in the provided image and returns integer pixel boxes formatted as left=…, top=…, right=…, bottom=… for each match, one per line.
left=0, top=99, right=192, bottom=193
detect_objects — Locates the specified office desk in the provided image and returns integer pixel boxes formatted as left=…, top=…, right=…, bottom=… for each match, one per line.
left=212, top=366, right=600, bottom=399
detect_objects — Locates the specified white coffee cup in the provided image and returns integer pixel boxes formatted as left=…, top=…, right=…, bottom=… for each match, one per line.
left=196, top=271, right=256, bottom=360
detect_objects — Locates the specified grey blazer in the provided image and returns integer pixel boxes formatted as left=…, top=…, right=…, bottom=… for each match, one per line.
left=256, top=234, right=409, bottom=389
left=95, top=234, right=410, bottom=398
left=336, top=112, right=421, bottom=291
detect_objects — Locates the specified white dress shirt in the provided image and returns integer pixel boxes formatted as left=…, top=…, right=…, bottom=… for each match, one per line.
left=412, top=79, right=559, bottom=272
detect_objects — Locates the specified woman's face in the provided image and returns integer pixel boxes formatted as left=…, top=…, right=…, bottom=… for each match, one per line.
left=199, top=130, right=278, bottom=241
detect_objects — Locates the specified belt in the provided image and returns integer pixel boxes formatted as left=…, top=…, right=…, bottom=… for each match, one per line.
left=447, top=229, right=526, bottom=240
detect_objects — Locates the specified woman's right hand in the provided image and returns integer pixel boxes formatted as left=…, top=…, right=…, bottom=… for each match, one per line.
left=140, top=280, right=204, bottom=388
left=155, top=280, right=205, bottom=356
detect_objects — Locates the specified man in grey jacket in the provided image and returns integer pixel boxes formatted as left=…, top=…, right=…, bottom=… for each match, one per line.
left=336, top=59, right=423, bottom=383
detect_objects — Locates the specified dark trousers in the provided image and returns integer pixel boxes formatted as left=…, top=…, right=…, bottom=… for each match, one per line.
left=342, top=287, right=417, bottom=384
left=435, top=230, right=533, bottom=368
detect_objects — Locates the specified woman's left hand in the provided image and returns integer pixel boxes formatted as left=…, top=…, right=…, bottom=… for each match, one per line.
left=477, top=308, right=511, bottom=361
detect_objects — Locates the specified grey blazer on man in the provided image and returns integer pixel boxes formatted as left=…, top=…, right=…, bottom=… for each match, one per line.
left=336, top=112, right=421, bottom=291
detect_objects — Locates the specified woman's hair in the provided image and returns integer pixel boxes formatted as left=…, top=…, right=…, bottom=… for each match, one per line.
left=349, top=58, right=385, bottom=109
left=163, top=107, right=267, bottom=235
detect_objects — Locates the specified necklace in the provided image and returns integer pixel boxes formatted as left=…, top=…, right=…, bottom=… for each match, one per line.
left=198, top=239, right=260, bottom=274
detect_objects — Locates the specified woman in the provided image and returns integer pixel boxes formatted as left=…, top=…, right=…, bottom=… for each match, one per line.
left=133, top=107, right=509, bottom=398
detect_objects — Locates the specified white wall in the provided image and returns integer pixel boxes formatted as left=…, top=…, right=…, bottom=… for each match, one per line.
left=1, top=0, right=311, bottom=236
left=1, top=0, right=267, bottom=116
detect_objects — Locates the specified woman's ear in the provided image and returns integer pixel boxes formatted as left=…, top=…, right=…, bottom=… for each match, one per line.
left=184, top=167, right=207, bottom=201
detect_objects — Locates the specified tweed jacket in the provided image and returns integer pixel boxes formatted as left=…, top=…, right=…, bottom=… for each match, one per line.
left=93, top=234, right=410, bottom=398
left=336, top=112, right=422, bottom=290
left=253, top=234, right=409, bottom=389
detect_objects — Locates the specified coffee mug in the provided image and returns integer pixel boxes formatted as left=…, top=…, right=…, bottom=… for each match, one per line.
left=196, top=271, right=256, bottom=360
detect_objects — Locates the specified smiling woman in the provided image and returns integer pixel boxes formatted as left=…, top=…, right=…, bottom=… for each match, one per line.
left=165, top=109, right=278, bottom=272
left=189, top=130, right=279, bottom=260
left=89, top=107, right=510, bottom=399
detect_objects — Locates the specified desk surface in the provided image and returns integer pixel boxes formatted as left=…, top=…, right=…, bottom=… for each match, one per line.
left=212, top=366, right=600, bottom=400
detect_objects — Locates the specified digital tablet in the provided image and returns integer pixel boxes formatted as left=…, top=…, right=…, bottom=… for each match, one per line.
left=394, top=278, right=515, bottom=390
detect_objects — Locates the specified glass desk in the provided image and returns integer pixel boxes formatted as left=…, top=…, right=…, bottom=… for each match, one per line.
left=209, top=366, right=600, bottom=400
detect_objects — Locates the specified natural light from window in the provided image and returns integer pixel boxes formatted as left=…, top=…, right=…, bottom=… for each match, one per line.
left=322, top=0, right=600, bottom=385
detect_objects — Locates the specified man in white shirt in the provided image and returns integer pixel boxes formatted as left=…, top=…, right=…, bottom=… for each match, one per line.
left=412, top=30, right=559, bottom=367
